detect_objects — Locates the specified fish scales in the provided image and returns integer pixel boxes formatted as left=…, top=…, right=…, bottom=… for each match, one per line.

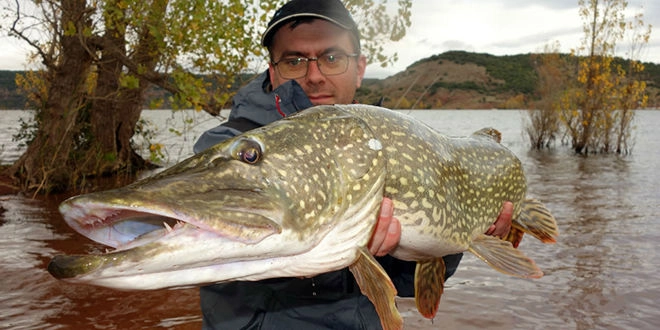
left=47, top=104, right=558, bottom=330
left=254, top=113, right=381, bottom=237
left=331, top=106, right=526, bottom=260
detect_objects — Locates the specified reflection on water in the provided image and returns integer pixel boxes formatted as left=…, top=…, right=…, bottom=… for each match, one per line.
left=1, top=110, right=659, bottom=329
left=0, top=194, right=202, bottom=329
left=0, top=195, right=66, bottom=329
left=541, top=155, right=647, bottom=329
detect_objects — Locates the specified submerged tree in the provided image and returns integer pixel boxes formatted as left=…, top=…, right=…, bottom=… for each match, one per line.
left=526, top=42, right=565, bottom=150
left=2, top=0, right=412, bottom=193
left=559, top=0, right=651, bottom=154
left=611, top=9, right=650, bottom=154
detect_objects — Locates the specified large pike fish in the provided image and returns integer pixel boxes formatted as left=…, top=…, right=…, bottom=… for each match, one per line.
left=48, top=105, right=558, bottom=330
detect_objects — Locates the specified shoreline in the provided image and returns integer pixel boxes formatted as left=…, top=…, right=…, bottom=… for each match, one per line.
left=0, top=166, right=20, bottom=195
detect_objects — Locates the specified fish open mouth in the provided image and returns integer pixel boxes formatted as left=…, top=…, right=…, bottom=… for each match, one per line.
left=100, top=211, right=190, bottom=250
left=47, top=207, right=203, bottom=280
left=59, top=193, right=285, bottom=252
left=61, top=203, right=200, bottom=251
left=50, top=187, right=286, bottom=283
left=49, top=205, right=242, bottom=281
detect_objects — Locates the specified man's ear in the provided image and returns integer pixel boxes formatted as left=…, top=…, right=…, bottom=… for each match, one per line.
left=356, top=54, right=367, bottom=88
left=268, top=63, right=277, bottom=87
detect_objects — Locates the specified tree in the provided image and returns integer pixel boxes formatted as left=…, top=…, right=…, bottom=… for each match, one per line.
left=525, top=42, right=565, bottom=150
left=2, top=0, right=412, bottom=193
left=611, top=9, right=651, bottom=154
left=559, top=0, right=651, bottom=154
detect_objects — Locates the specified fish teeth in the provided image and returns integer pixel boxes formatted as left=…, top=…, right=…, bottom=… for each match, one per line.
left=163, top=222, right=173, bottom=232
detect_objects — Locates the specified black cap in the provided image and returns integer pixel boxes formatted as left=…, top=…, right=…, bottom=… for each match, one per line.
left=261, top=0, right=359, bottom=47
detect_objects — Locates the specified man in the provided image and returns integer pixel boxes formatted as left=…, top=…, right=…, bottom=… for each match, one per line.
left=193, top=0, right=513, bottom=328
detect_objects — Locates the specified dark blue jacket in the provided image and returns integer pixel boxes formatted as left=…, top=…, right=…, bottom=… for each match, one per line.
left=195, top=71, right=463, bottom=329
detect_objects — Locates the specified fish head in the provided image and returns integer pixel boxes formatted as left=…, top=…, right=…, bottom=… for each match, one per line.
left=49, top=105, right=387, bottom=289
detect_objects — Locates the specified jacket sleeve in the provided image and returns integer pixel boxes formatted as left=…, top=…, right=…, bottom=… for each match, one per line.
left=193, top=124, right=241, bottom=154
left=193, top=71, right=313, bottom=154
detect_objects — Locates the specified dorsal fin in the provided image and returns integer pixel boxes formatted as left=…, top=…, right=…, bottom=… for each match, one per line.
left=472, top=127, right=502, bottom=143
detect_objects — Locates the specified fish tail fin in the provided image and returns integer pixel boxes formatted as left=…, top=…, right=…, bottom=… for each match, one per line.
left=512, top=198, right=559, bottom=244
left=469, top=234, right=544, bottom=279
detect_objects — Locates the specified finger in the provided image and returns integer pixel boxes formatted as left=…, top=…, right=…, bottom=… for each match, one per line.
left=368, top=198, right=394, bottom=255
left=485, top=224, right=496, bottom=236
left=493, top=201, right=514, bottom=238
left=375, top=217, right=401, bottom=257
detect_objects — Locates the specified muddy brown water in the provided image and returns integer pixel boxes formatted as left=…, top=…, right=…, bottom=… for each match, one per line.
left=1, top=109, right=659, bottom=329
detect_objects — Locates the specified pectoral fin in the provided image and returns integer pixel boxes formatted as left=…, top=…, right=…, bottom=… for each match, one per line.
left=468, top=234, right=543, bottom=278
left=414, top=258, right=446, bottom=319
left=349, top=247, right=402, bottom=330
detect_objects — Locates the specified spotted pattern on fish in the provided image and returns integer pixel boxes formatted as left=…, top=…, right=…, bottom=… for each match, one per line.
left=292, top=106, right=530, bottom=260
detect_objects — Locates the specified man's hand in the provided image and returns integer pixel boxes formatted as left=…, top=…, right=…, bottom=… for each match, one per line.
left=368, top=199, right=514, bottom=257
left=485, top=201, right=513, bottom=238
left=368, top=198, right=401, bottom=256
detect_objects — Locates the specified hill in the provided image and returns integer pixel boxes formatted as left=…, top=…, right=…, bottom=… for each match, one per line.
left=2, top=51, right=659, bottom=110
left=356, top=51, right=660, bottom=109
left=0, top=70, right=23, bottom=109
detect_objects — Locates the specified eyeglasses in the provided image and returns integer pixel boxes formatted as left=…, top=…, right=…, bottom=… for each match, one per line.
left=272, top=53, right=359, bottom=79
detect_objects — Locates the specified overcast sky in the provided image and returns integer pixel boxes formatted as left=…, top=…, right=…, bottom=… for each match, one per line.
left=365, top=0, right=659, bottom=78
left=1, top=0, right=658, bottom=79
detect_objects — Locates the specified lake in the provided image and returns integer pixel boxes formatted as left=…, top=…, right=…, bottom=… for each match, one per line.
left=1, top=109, right=659, bottom=329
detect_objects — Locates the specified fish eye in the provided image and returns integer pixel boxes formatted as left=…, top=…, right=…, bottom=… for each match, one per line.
left=236, top=139, right=262, bottom=164
left=240, top=147, right=260, bottom=164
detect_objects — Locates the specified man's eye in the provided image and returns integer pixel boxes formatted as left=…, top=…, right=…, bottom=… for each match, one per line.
left=325, top=55, right=338, bottom=63
left=285, top=58, right=304, bottom=66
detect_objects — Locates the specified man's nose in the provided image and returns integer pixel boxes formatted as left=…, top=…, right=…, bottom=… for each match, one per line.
left=305, top=60, right=325, bottom=82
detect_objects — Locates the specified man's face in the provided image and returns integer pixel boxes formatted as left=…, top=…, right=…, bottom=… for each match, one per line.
left=268, top=19, right=367, bottom=105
